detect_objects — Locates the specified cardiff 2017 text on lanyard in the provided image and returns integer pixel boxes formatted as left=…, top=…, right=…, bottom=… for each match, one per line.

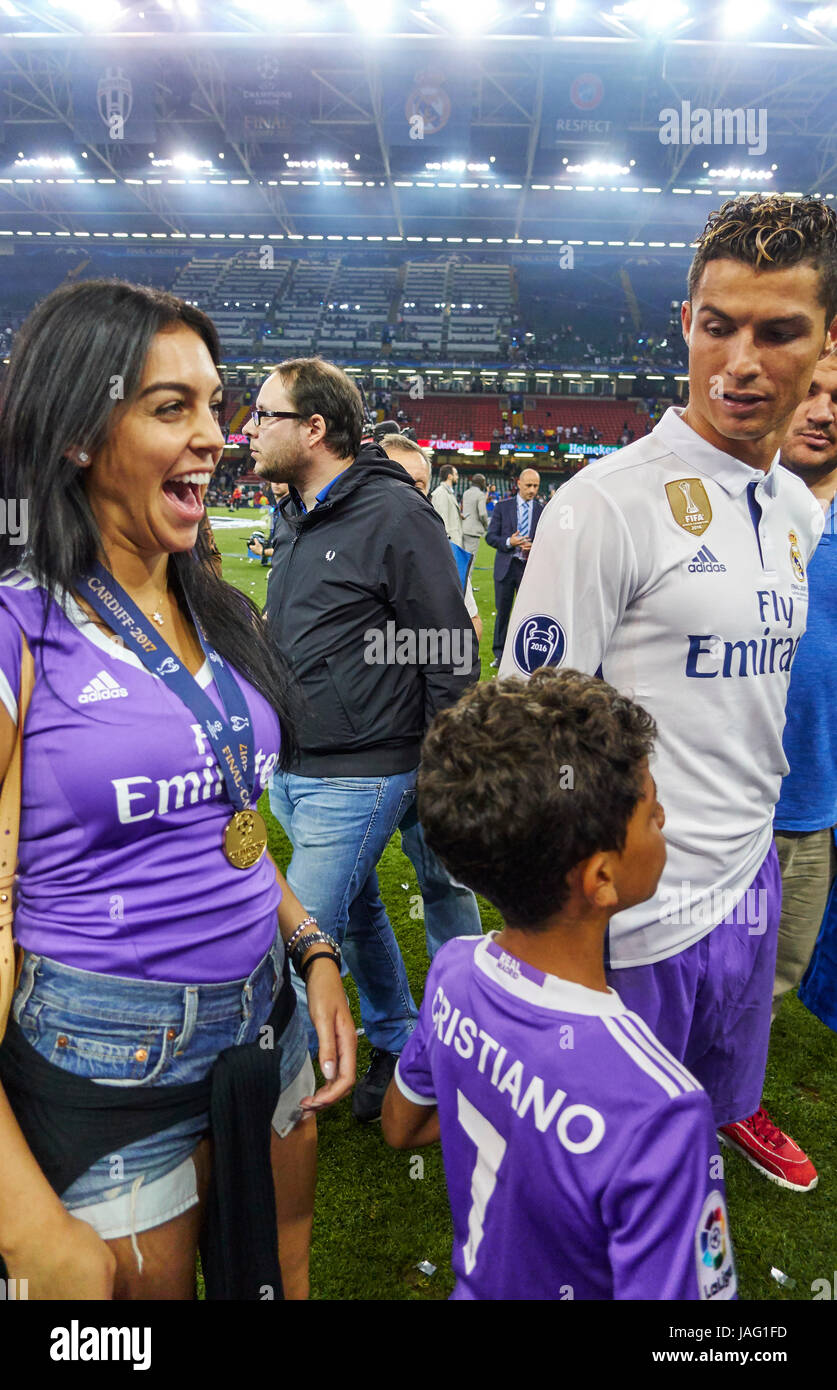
left=82, top=562, right=267, bottom=870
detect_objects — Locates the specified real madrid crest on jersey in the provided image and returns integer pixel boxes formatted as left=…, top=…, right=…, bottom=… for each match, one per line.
left=788, top=530, right=806, bottom=583
left=664, top=478, right=712, bottom=536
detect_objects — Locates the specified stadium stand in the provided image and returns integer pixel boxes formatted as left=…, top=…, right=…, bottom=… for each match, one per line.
left=171, top=248, right=293, bottom=357
left=393, top=392, right=647, bottom=444
left=392, top=259, right=447, bottom=355
left=446, top=263, right=513, bottom=358
left=318, top=260, right=398, bottom=356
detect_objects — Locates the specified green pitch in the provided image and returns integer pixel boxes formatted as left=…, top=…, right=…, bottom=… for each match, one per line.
left=210, top=507, right=837, bottom=1302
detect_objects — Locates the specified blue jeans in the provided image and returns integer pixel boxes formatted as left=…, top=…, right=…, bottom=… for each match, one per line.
left=11, top=931, right=308, bottom=1214
left=269, top=768, right=419, bottom=1054
left=398, top=803, right=484, bottom=960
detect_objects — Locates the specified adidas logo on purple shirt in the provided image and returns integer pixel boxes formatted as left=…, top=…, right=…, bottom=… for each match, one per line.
left=78, top=670, right=129, bottom=704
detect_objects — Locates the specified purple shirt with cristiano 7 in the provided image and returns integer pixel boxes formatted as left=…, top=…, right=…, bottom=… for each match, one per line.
left=0, top=569, right=282, bottom=983
left=395, top=934, right=738, bottom=1301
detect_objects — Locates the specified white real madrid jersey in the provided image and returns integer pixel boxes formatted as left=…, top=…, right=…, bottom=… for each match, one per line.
left=499, top=406, right=824, bottom=967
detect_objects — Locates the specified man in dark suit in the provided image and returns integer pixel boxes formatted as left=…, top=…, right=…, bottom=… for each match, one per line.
left=485, top=467, right=544, bottom=667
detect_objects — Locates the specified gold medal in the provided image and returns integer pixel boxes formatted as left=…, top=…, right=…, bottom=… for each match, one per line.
left=223, top=808, right=268, bottom=869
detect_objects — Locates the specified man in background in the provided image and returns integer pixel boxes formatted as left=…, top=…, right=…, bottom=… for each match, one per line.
left=720, top=347, right=837, bottom=1191
left=485, top=468, right=543, bottom=668
left=461, top=472, right=489, bottom=557
left=248, top=357, right=478, bottom=1122
left=431, top=463, right=463, bottom=545
left=249, top=481, right=289, bottom=565
left=380, top=435, right=482, bottom=644
left=377, top=432, right=485, bottom=959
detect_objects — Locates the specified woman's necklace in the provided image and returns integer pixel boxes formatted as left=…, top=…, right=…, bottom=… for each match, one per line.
left=140, top=581, right=168, bottom=627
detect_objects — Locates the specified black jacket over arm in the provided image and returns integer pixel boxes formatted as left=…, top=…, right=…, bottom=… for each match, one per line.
left=265, top=444, right=479, bottom=776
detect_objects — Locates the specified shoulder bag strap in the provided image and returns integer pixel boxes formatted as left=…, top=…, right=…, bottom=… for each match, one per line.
left=0, top=633, right=35, bottom=1044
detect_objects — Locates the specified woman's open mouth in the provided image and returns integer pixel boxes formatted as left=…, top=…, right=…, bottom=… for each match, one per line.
left=162, top=471, right=211, bottom=521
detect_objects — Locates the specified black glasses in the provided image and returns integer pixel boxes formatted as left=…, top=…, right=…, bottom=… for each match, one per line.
left=249, top=408, right=304, bottom=427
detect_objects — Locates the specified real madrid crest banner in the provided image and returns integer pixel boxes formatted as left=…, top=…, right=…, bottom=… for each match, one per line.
left=71, top=56, right=157, bottom=145
left=382, top=63, right=473, bottom=149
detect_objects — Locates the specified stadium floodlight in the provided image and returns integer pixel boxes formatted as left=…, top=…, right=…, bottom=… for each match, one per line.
left=348, top=0, right=391, bottom=27
left=48, top=0, right=124, bottom=23
left=706, top=166, right=773, bottom=180
left=722, top=0, right=769, bottom=30
left=153, top=153, right=213, bottom=171
left=14, top=156, right=77, bottom=171
left=422, top=0, right=502, bottom=31
left=808, top=5, right=837, bottom=24
left=233, top=0, right=312, bottom=18
left=613, top=0, right=689, bottom=27
left=0, top=1, right=21, bottom=14
left=554, top=0, right=575, bottom=17
left=566, top=160, right=630, bottom=177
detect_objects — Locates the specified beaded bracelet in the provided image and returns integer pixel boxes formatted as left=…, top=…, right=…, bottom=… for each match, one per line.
left=285, top=916, right=318, bottom=956
left=291, top=930, right=342, bottom=976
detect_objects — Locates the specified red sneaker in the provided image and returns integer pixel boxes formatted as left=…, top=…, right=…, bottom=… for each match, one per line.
left=719, top=1107, right=818, bottom=1192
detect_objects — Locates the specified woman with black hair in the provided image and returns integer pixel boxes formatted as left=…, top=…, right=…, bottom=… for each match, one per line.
left=0, top=280, right=355, bottom=1299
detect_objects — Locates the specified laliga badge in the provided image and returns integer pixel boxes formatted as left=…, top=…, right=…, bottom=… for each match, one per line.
left=512, top=615, right=567, bottom=675
left=788, top=530, right=806, bottom=583
left=695, top=1190, right=736, bottom=1300
left=665, top=478, right=712, bottom=537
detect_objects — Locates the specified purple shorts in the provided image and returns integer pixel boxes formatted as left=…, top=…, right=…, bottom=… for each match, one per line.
left=606, top=845, right=782, bottom=1127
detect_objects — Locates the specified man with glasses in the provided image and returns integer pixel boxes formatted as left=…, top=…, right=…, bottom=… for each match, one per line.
left=244, top=357, right=478, bottom=1121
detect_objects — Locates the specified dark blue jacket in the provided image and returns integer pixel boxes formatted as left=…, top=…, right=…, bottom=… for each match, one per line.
left=485, top=494, right=545, bottom=581
left=265, top=444, right=478, bottom=775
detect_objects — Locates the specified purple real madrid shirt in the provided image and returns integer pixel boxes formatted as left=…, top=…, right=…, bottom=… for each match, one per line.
left=396, top=934, right=738, bottom=1301
left=0, top=569, right=282, bottom=983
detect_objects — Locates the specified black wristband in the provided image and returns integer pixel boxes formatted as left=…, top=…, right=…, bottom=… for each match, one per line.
left=300, top=950, right=340, bottom=981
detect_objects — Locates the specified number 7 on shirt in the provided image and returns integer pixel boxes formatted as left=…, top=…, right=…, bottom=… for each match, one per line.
left=457, top=1089, right=508, bottom=1275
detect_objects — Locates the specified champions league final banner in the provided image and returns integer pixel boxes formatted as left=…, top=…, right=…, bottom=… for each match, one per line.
left=225, top=56, right=312, bottom=142
left=71, top=56, right=156, bottom=145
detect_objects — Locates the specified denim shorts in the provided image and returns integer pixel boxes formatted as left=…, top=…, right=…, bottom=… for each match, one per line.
left=12, top=930, right=312, bottom=1243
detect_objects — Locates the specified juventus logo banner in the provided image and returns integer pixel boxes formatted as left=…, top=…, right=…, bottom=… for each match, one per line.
left=70, top=56, right=157, bottom=145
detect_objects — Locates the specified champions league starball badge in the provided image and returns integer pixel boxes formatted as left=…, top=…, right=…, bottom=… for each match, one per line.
left=512, top=615, right=567, bottom=675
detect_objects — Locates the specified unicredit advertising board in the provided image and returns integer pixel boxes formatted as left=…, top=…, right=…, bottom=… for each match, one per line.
left=418, top=438, right=492, bottom=452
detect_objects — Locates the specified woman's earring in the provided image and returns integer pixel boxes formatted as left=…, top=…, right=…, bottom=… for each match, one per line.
left=78, top=451, right=89, bottom=462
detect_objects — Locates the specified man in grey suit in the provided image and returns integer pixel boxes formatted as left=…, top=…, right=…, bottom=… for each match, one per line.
left=430, top=463, right=463, bottom=545
left=461, top=472, right=489, bottom=556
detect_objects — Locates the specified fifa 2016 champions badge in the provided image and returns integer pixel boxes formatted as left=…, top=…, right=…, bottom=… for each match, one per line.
left=664, top=478, right=712, bottom=537
left=788, top=530, right=806, bottom=583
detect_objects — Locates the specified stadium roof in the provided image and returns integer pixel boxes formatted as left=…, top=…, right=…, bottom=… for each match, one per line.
left=0, top=1, right=834, bottom=245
